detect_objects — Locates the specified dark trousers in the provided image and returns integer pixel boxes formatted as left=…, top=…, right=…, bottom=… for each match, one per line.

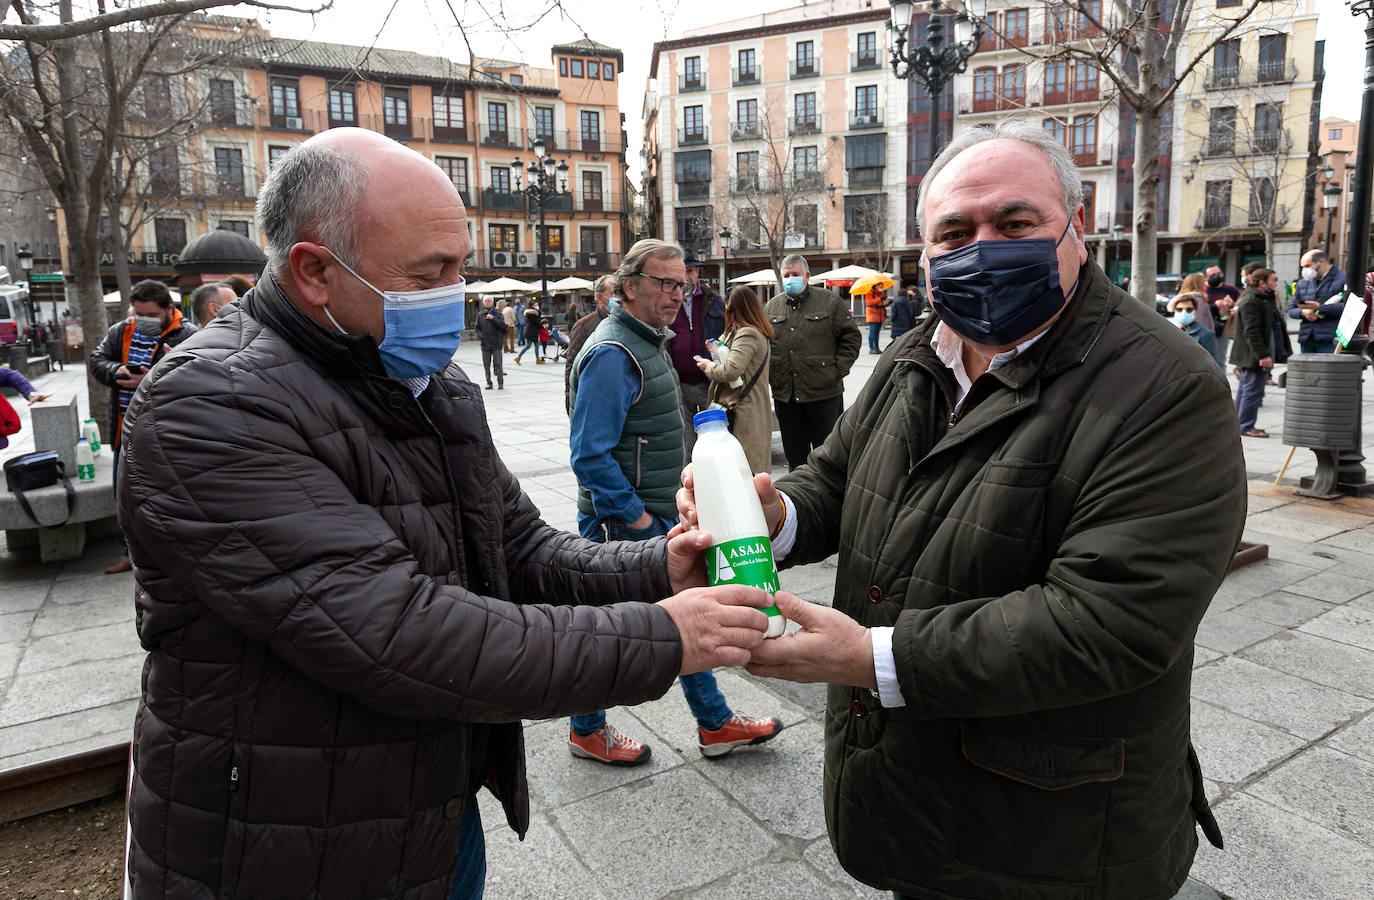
left=113, top=444, right=128, bottom=556
left=775, top=395, right=844, bottom=471
left=1235, top=367, right=1267, bottom=432
left=481, top=347, right=503, bottom=386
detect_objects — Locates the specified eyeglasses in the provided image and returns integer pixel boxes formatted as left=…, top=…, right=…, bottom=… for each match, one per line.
left=637, top=273, right=692, bottom=295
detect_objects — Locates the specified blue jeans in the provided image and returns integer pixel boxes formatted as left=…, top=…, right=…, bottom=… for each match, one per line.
left=516, top=338, right=543, bottom=361
left=448, top=798, right=485, bottom=900
left=1235, top=367, right=1267, bottom=432
left=1300, top=339, right=1335, bottom=354
left=569, top=511, right=733, bottom=735
left=867, top=322, right=881, bottom=351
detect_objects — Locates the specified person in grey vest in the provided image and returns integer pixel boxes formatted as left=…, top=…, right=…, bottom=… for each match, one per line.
left=566, top=238, right=782, bottom=767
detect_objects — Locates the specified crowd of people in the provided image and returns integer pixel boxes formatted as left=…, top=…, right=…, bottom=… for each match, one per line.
left=106, top=122, right=1306, bottom=900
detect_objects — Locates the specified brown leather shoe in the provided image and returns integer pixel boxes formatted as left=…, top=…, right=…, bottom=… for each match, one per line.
left=104, top=556, right=133, bottom=574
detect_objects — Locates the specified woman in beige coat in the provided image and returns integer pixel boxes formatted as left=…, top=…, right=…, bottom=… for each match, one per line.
left=696, top=286, right=774, bottom=474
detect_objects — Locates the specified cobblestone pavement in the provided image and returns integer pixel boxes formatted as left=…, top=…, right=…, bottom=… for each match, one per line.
left=1, top=324, right=1371, bottom=898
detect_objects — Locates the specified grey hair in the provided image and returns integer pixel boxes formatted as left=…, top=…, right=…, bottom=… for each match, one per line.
left=189, top=282, right=227, bottom=325
left=257, top=142, right=370, bottom=277
left=780, top=254, right=810, bottom=272
left=613, top=239, right=685, bottom=298
left=593, top=273, right=616, bottom=295
left=1306, top=250, right=1328, bottom=264
left=915, top=120, right=1083, bottom=238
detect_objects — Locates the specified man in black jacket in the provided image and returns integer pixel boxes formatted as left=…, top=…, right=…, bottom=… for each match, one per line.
left=88, top=278, right=196, bottom=574
left=119, top=127, right=771, bottom=899
left=475, top=294, right=506, bottom=389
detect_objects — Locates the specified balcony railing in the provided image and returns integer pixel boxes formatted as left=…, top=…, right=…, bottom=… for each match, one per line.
left=791, top=171, right=826, bottom=192
left=789, top=59, right=818, bottom=79
left=482, top=188, right=526, bottom=211
left=849, top=109, right=883, bottom=129
left=253, top=107, right=326, bottom=133
left=1203, top=59, right=1298, bottom=90
left=788, top=115, right=821, bottom=135
left=679, top=72, right=705, bottom=92
left=1042, top=83, right=1100, bottom=106
left=848, top=166, right=884, bottom=187
left=677, top=126, right=710, bottom=145
left=479, top=124, right=524, bottom=149
left=1202, top=207, right=1230, bottom=230
left=732, top=66, right=759, bottom=86
left=730, top=175, right=762, bottom=194
left=958, top=93, right=1028, bottom=114
left=432, top=123, right=470, bottom=143
left=730, top=119, right=762, bottom=141
left=850, top=51, right=880, bottom=71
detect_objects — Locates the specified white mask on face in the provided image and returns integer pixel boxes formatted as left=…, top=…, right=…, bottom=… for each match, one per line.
left=1301, top=266, right=1317, bottom=281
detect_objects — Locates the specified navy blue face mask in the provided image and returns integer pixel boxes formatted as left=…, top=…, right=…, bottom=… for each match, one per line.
left=926, top=218, right=1080, bottom=346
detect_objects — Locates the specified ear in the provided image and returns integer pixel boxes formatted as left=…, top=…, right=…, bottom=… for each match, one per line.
left=289, top=242, right=334, bottom=310
left=1072, top=204, right=1088, bottom=264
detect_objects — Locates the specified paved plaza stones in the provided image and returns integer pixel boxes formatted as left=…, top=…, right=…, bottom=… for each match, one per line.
left=2, top=329, right=1373, bottom=897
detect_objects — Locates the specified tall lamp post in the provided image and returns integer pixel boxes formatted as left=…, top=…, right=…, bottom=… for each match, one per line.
left=15, top=246, right=37, bottom=348
left=512, top=137, right=569, bottom=314
left=718, top=226, right=732, bottom=293
left=1347, top=0, right=1374, bottom=312
left=1111, top=224, right=1125, bottom=286
left=1323, top=173, right=1342, bottom=259
left=888, top=0, right=985, bottom=167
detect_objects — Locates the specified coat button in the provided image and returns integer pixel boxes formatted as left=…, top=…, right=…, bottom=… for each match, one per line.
left=444, top=797, right=463, bottom=820
left=850, top=699, right=868, bottom=718
left=387, top=393, right=407, bottom=409
left=867, top=585, right=883, bottom=604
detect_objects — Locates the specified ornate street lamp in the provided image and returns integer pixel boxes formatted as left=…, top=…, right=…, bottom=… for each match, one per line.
left=14, top=245, right=38, bottom=337
left=1346, top=0, right=1373, bottom=310
left=889, top=0, right=985, bottom=167
left=512, top=137, right=569, bottom=312
left=1323, top=181, right=1343, bottom=256
left=1111, top=224, right=1125, bottom=286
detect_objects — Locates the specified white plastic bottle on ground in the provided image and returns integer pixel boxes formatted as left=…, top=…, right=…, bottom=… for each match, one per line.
left=75, top=436, right=96, bottom=481
left=81, top=418, right=101, bottom=455
left=691, top=408, right=786, bottom=638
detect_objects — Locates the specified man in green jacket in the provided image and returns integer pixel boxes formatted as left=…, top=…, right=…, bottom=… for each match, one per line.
left=765, top=254, right=862, bottom=470
left=679, top=121, right=1247, bottom=898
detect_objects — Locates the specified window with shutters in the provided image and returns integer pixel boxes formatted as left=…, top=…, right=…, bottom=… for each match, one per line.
left=329, top=87, right=357, bottom=126
left=210, top=79, right=236, bottom=125
left=845, top=133, right=885, bottom=187
left=432, top=93, right=465, bottom=139
left=674, top=150, right=712, bottom=199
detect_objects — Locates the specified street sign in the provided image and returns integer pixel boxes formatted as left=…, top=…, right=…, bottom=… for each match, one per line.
left=28, top=272, right=63, bottom=283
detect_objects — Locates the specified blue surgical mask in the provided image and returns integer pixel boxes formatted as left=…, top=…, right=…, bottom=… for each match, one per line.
left=783, top=276, right=806, bottom=296
left=1173, top=309, right=1195, bottom=326
left=926, top=218, right=1079, bottom=346
left=321, top=249, right=466, bottom=379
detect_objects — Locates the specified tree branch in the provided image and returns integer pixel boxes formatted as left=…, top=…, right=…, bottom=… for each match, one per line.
left=0, top=0, right=332, bottom=42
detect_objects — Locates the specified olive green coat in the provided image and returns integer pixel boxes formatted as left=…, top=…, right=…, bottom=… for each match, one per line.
left=777, top=261, right=1246, bottom=899
left=702, top=326, right=772, bottom=474
left=764, top=285, right=862, bottom=403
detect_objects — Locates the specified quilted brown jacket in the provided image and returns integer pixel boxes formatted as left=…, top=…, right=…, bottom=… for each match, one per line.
left=777, top=261, right=1246, bottom=899
left=119, top=276, right=683, bottom=898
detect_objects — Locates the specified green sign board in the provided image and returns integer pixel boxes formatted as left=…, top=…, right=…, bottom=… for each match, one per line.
left=1185, top=256, right=1220, bottom=274
left=28, top=272, right=63, bottom=283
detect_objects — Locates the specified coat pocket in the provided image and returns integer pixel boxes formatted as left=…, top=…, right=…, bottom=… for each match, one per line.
left=952, top=723, right=1123, bottom=884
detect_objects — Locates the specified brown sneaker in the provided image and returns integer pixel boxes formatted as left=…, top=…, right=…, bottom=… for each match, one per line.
left=568, top=723, right=651, bottom=767
left=698, top=715, right=782, bottom=758
left=103, top=556, right=133, bottom=574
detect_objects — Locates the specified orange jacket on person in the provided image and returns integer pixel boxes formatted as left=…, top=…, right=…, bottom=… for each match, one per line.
left=864, top=289, right=888, bottom=324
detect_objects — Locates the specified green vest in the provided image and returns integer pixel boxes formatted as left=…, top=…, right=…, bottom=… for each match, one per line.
left=570, top=304, right=687, bottom=520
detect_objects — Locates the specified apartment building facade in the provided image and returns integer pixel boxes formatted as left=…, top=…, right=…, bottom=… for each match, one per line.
left=58, top=18, right=631, bottom=296
left=1310, top=115, right=1358, bottom=262
left=1173, top=0, right=1321, bottom=280
left=646, top=1, right=916, bottom=284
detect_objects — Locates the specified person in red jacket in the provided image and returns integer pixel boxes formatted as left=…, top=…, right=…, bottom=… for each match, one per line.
left=863, top=285, right=889, bottom=354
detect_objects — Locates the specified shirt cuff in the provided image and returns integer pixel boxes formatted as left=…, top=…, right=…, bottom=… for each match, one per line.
left=771, top=491, right=799, bottom=561
left=872, top=626, right=906, bottom=708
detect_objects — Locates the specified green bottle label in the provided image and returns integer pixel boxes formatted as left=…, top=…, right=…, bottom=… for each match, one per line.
left=77, top=464, right=95, bottom=481
left=706, top=536, right=782, bottom=619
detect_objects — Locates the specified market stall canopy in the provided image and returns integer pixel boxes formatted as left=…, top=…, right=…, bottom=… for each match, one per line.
left=465, top=281, right=491, bottom=294
left=809, top=264, right=880, bottom=285
left=728, top=268, right=780, bottom=286
left=172, top=229, right=267, bottom=282
left=481, top=276, right=539, bottom=293
left=849, top=273, right=896, bottom=295
left=547, top=276, right=595, bottom=291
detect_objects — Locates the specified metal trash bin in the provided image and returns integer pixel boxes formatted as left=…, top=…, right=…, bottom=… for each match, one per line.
left=1282, top=353, right=1366, bottom=497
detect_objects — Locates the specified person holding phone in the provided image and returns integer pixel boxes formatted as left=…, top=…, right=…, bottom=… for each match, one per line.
left=1288, top=250, right=1347, bottom=353
left=89, top=279, right=197, bottom=572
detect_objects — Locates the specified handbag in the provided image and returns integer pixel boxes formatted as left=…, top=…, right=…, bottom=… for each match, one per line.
left=721, top=363, right=766, bottom=430
left=3, top=450, right=76, bottom=527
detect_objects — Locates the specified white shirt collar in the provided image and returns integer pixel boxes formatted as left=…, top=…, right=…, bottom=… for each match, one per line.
left=930, top=322, right=1049, bottom=413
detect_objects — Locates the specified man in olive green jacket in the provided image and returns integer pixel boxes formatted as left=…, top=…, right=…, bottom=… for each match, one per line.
left=765, top=254, right=862, bottom=470
left=681, top=123, right=1246, bottom=899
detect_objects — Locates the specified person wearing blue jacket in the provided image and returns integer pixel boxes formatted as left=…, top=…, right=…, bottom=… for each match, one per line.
left=1289, top=250, right=1347, bottom=353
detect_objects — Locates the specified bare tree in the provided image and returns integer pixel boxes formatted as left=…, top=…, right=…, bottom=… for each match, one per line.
left=972, top=0, right=1266, bottom=307
left=0, top=0, right=320, bottom=439
left=721, top=102, right=837, bottom=281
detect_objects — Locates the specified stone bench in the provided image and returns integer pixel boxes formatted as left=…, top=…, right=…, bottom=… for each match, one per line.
left=0, top=394, right=116, bottom=561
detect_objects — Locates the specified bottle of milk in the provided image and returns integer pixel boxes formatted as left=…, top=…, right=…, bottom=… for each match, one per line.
left=691, top=408, right=786, bottom=638
left=81, top=418, right=101, bottom=455
left=75, top=436, right=96, bottom=481
left=705, top=338, right=744, bottom=388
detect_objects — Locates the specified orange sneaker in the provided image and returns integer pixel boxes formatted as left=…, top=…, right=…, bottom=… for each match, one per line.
left=568, top=724, right=652, bottom=767
left=698, top=715, right=783, bottom=758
